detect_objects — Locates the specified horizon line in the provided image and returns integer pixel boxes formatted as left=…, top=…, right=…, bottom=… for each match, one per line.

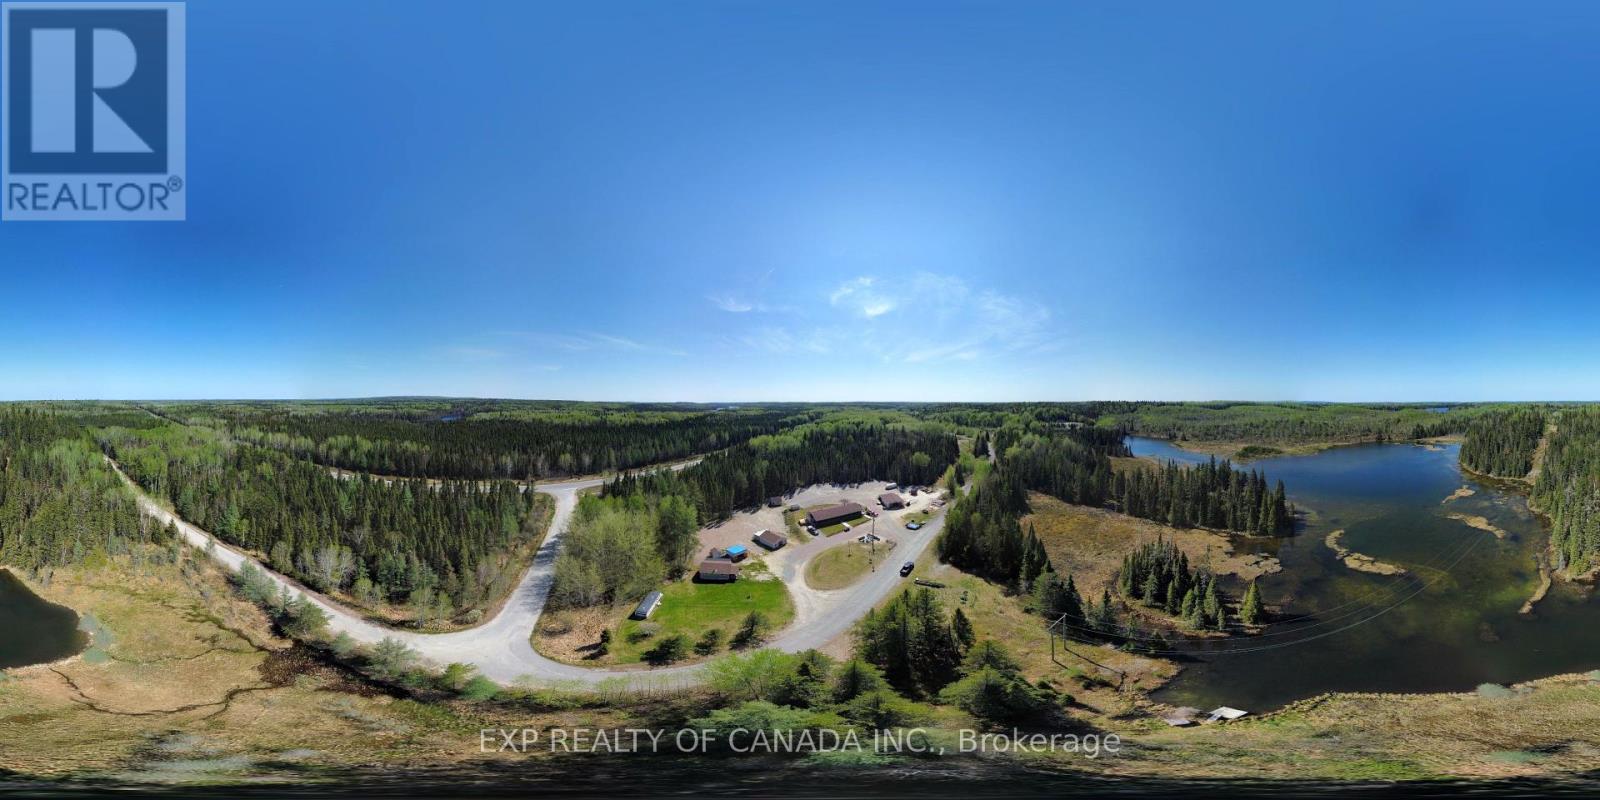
left=4, top=397, right=1597, bottom=406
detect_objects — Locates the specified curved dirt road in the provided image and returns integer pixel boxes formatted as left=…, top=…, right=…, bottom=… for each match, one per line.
left=113, top=461, right=946, bottom=689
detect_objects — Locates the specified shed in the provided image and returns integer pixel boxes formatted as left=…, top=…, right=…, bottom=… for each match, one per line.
left=725, top=544, right=749, bottom=562
left=630, top=591, right=664, bottom=620
left=697, top=560, right=740, bottom=582
left=878, top=492, right=906, bottom=509
left=753, top=529, right=788, bottom=550
left=805, top=502, right=865, bottom=528
left=1206, top=706, right=1249, bottom=723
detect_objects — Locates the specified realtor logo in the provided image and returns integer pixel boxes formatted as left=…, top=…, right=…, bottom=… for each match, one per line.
left=2, top=2, right=184, bottom=220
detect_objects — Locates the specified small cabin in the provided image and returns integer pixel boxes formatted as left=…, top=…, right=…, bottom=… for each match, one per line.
left=878, top=492, right=906, bottom=510
left=753, top=529, right=788, bottom=550
left=697, top=560, right=740, bottom=582
left=725, top=544, right=749, bottom=562
left=630, top=591, right=664, bottom=620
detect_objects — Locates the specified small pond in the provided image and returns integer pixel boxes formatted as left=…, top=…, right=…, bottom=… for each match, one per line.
left=0, top=569, right=87, bottom=669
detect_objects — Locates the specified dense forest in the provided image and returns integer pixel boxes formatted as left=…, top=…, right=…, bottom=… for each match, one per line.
left=0, top=409, right=157, bottom=571
left=993, top=427, right=1294, bottom=536
left=150, top=401, right=812, bottom=480
left=549, top=491, right=697, bottom=608
left=1112, top=460, right=1293, bottom=535
left=99, top=423, right=547, bottom=623
left=1531, top=407, right=1600, bottom=575
left=935, top=467, right=1043, bottom=587
left=607, top=415, right=959, bottom=521
left=1095, top=401, right=1494, bottom=445
left=1116, top=539, right=1233, bottom=631
left=1461, top=408, right=1547, bottom=478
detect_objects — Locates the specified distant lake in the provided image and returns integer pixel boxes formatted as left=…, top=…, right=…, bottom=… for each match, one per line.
left=0, top=569, right=86, bottom=669
left=1123, top=437, right=1600, bottom=710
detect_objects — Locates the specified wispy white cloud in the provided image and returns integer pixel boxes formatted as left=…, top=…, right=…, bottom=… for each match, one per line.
left=709, top=290, right=797, bottom=315
left=709, top=293, right=756, bottom=313
left=829, top=277, right=898, bottom=319
left=739, top=325, right=833, bottom=355
left=495, top=331, right=689, bottom=357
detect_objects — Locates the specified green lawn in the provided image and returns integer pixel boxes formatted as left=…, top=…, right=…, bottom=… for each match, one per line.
left=612, top=563, right=795, bottom=664
left=819, top=517, right=866, bottom=536
left=805, top=540, right=896, bottom=590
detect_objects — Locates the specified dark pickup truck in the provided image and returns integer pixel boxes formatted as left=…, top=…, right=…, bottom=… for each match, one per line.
left=899, top=561, right=915, bottom=577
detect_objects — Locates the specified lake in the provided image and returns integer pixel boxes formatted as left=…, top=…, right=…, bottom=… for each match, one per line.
left=1125, top=437, right=1600, bottom=710
left=0, top=569, right=86, bottom=669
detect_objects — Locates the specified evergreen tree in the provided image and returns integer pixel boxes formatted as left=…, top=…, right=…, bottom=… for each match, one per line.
left=951, top=607, right=976, bottom=651
left=1240, top=578, right=1264, bottom=626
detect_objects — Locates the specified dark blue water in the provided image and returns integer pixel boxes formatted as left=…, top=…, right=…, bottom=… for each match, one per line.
left=0, top=570, right=85, bottom=668
left=1126, top=438, right=1600, bottom=710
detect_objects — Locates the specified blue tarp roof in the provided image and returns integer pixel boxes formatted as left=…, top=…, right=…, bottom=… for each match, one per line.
left=726, top=544, right=748, bottom=554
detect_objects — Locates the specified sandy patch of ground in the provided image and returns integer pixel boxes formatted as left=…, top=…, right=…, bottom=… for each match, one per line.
left=1324, top=529, right=1408, bottom=576
left=1023, top=494, right=1280, bottom=596
left=1521, top=567, right=1554, bottom=615
left=1447, top=513, right=1509, bottom=539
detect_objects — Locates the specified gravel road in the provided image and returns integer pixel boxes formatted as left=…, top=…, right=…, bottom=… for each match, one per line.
left=111, top=460, right=946, bottom=689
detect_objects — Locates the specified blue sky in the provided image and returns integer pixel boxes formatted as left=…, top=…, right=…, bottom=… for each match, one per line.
left=6, top=0, right=1600, bottom=401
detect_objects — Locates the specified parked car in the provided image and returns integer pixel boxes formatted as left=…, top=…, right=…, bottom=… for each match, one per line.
left=885, top=483, right=899, bottom=491
left=905, top=521, right=923, bottom=530
left=899, top=561, right=915, bottom=576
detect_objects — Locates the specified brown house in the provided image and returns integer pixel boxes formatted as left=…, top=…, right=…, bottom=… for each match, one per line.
left=878, top=492, right=906, bottom=509
left=697, top=559, right=740, bottom=582
left=753, top=529, right=788, bottom=550
left=805, top=501, right=865, bottom=528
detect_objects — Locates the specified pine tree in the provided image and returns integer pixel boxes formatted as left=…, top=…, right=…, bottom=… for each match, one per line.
left=1240, top=578, right=1264, bottom=626
left=952, top=607, right=976, bottom=651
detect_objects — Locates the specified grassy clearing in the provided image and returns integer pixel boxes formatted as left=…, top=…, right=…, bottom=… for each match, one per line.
left=1113, top=675, right=1600, bottom=780
left=0, top=554, right=486, bottom=781
left=914, top=562, right=1175, bottom=708
left=805, top=540, right=896, bottom=590
left=608, top=563, right=795, bottom=665
left=1022, top=493, right=1278, bottom=597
